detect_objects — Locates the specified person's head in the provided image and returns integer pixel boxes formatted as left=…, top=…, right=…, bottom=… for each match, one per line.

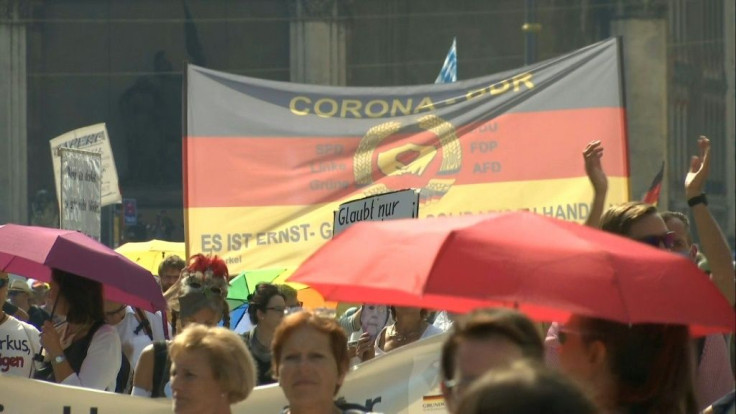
left=247, top=283, right=286, bottom=329
left=49, top=269, right=104, bottom=324
left=661, top=211, right=698, bottom=260
left=272, top=311, right=349, bottom=411
left=7, top=279, right=33, bottom=310
left=600, top=202, right=678, bottom=251
left=177, top=254, right=229, bottom=328
left=31, top=280, right=50, bottom=307
left=0, top=272, right=9, bottom=311
left=103, top=301, right=128, bottom=326
left=440, top=308, right=544, bottom=413
left=558, top=315, right=695, bottom=413
left=278, top=284, right=302, bottom=311
left=170, top=324, right=256, bottom=414
left=159, top=255, right=186, bottom=293
left=457, top=360, right=598, bottom=414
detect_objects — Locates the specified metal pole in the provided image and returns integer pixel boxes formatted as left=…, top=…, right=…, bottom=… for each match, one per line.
left=523, top=0, right=541, bottom=65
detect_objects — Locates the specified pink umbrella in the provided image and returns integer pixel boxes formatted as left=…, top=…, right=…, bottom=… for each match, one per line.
left=0, top=224, right=166, bottom=312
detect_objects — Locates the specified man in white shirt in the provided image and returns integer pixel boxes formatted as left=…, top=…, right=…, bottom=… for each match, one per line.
left=0, top=272, right=41, bottom=378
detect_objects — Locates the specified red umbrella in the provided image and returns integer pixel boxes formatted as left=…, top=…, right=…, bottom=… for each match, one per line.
left=0, top=224, right=166, bottom=312
left=289, top=212, right=735, bottom=335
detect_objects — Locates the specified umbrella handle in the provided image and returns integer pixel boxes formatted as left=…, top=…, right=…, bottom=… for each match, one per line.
left=34, top=298, right=60, bottom=362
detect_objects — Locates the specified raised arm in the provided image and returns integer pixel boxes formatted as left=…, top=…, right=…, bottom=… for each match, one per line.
left=583, top=140, right=608, bottom=228
left=685, top=136, right=735, bottom=306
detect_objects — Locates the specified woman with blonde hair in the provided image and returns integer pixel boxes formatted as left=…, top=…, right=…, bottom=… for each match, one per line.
left=170, top=324, right=256, bottom=414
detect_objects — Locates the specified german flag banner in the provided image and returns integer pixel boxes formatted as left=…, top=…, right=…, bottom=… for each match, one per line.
left=185, top=37, right=629, bottom=273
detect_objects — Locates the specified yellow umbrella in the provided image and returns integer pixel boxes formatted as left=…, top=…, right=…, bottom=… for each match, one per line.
left=115, top=240, right=185, bottom=275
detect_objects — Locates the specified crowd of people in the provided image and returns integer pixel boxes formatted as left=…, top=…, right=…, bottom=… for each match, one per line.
left=1, top=137, right=734, bottom=414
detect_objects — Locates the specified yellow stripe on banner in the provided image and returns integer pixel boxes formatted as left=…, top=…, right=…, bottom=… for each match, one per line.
left=186, top=176, right=628, bottom=273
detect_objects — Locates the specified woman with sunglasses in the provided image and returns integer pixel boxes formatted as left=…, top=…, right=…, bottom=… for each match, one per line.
left=564, top=203, right=697, bottom=414
left=552, top=139, right=733, bottom=411
left=546, top=141, right=727, bottom=413
left=557, top=314, right=695, bottom=414
left=132, top=254, right=230, bottom=398
left=242, top=282, right=287, bottom=385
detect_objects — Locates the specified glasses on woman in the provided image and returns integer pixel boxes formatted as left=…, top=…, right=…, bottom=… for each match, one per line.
left=266, top=306, right=287, bottom=315
left=634, top=231, right=677, bottom=250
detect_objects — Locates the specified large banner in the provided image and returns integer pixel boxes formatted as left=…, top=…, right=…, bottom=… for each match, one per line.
left=1, top=332, right=447, bottom=414
left=185, top=38, right=629, bottom=272
left=50, top=123, right=123, bottom=207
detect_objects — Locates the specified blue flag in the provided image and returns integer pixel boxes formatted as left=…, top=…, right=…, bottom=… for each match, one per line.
left=435, top=38, right=457, bottom=83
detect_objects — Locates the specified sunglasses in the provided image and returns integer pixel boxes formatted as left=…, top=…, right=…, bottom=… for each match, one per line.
left=0, top=279, right=8, bottom=289
left=634, top=231, right=677, bottom=250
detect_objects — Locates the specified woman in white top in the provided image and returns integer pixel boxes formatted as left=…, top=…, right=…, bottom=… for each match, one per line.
left=37, top=269, right=122, bottom=391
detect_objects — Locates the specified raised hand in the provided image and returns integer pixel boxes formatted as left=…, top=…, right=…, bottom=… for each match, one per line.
left=685, top=136, right=710, bottom=199
left=583, top=140, right=607, bottom=195
left=582, top=140, right=607, bottom=228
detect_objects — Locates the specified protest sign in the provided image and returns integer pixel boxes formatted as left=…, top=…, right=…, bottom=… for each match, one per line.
left=333, top=189, right=419, bottom=236
left=1, top=332, right=448, bottom=414
left=50, top=123, right=122, bottom=207
left=59, top=148, right=102, bottom=240
left=185, top=38, right=629, bottom=272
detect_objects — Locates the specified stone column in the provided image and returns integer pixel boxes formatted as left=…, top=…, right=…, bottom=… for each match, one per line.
left=725, top=0, right=735, bottom=244
left=290, top=0, right=346, bottom=86
left=611, top=18, right=668, bottom=206
left=0, top=0, right=28, bottom=224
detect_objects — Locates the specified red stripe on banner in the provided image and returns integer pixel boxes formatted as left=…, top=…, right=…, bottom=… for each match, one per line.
left=185, top=107, right=626, bottom=207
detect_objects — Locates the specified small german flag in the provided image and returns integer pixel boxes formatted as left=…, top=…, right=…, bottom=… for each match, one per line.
left=642, top=161, right=664, bottom=205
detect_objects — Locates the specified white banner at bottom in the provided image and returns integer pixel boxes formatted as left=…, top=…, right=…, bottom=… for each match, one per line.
left=0, top=333, right=449, bottom=414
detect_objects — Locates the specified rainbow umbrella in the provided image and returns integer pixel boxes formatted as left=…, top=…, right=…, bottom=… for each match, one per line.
left=226, top=268, right=287, bottom=309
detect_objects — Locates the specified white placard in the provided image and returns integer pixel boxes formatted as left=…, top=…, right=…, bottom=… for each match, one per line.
left=333, top=189, right=420, bottom=237
left=50, top=123, right=122, bottom=207
left=60, top=148, right=102, bottom=241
